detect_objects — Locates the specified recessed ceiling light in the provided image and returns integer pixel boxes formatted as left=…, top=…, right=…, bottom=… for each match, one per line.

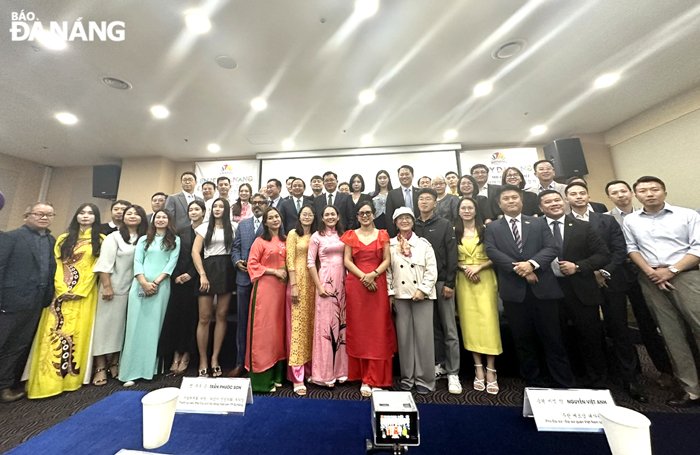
left=492, top=40, right=525, bottom=60
left=185, top=10, right=211, bottom=34
left=55, top=112, right=78, bottom=125
left=360, top=134, right=373, bottom=146
left=358, top=89, right=376, bottom=105
left=101, top=76, right=132, bottom=90
left=207, top=143, right=221, bottom=153
left=443, top=129, right=458, bottom=141
left=530, top=124, right=547, bottom=136
left=354, top=0, right=379, bottom=19
left=150, top=105, right=170, bottom=119
left=473, top=81, right=493, bottom=98
left=282, top=138, right=295, bottom=150
left=250, top=97, right=268, bottom=112
left=593, top=72, right=620, bottom=89
left=36, top=28, right=67, bottom=51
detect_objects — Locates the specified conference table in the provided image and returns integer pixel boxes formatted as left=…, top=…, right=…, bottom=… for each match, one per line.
left=8, top=391, right=700, bottom=454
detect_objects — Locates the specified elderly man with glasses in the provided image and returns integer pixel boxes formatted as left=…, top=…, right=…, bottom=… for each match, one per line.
left=0, top=202, right=57, bottom=402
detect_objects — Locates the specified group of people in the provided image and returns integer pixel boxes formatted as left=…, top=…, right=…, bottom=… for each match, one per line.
left=0, top=160, right=698, bottom=409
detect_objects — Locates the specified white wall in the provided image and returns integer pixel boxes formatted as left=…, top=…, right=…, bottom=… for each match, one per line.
left=605, top=84, right=700, bottom=209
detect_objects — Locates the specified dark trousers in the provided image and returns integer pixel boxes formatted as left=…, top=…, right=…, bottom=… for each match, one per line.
left=0, top=309, right=42, bottom=389
left=559, top=280, right=608, bottom=386
left=503, top=287, right=575, bottom=388
left=627, top=281, right=673, bottom=375
left=235, top=284, right=252, bottom=367
left=601, top=288, right=640, bottom=384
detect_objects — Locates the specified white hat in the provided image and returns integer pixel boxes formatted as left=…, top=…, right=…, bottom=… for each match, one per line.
left=392, top=206, right=415, bottom=221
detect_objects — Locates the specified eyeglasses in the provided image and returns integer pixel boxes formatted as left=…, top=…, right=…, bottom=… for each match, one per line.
left=357, top=211, right=373, bottom=217
left=29, top=212, right=55, bottom=219
left=251, top=201, right=268, bottom=206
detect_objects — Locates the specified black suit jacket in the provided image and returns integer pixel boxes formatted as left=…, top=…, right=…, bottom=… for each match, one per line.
left=590, top=201, right=608, bottom=214
left=313, top=192, right=356, bottom=230
left=0, top=226, right=57, bottom=312
left=484, top=215, right=563, bottom=302
left=556, top=216, right=609, bottom=306
left=385, top=186, right=419, bottom=236
left=173, top=226, right=198, bottom=281
left=279, top=196, right=313, bottom=234
left=588, top=212, right=632, bottom=292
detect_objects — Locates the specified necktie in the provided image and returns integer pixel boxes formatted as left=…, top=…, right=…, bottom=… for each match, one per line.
left=551, top=220, right=563, bottom=254
left=254, top=217, right=260, bottom=232
left=404, top=188, right=412, bottom=208
left=296, top=198, right=301, bottom=213
left=327, top=193, right=333, bottom=206
left=510, top=218, right=522, bottom=252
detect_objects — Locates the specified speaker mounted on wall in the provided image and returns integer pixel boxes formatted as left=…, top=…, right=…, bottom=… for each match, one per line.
left=92, top=165, right=121, bottom=199
left=543, top=138, right=588, bottom=179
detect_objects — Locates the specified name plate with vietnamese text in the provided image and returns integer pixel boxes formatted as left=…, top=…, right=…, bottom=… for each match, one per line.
left=523, top=388, right=615, bottom=432
left=176, top=377, right=253, bottom=415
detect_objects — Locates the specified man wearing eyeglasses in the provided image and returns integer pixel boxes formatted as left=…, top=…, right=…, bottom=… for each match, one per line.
left=0, top=203, right=57, bottom=402
left=165, top=171, right=204, bottom=231
left=228, top=193, right=269, bottom=377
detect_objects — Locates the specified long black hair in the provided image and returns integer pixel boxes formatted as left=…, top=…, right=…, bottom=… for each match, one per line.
left=60, top=203, right=102, bottom=260
left=371, top=169, right=393, bottom=197
left=318, top=205, right=345, bottom=236
left=145, top=209, right=178, bottom=251
left=261, top=207, right=286, bottom=241
left=454, top=197, right=485, bottom=245
left=205, top=197, right=233, bottom=251
left=294, top=205, right=317, bottom=237
left=118, top=205, right=148, bottom=245
left=231, top=183, right=253, bottom=218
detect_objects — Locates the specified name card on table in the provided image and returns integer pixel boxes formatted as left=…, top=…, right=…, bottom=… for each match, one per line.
left=523, top=388, right=616, bottom=433
left=176, top=377, right=253, bottom=415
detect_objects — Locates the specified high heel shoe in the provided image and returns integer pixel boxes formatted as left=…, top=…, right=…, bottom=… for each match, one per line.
left=473, top=364, right=485, bottom=391
left=486, top=367, right=499, bottom=395
left=176, top=357, right=190, bottom=375
left=167, top=360, right=181, bottom=376
left=211, top=365, right=223, bottom=377
left=198, top=368, right=209, bottom=377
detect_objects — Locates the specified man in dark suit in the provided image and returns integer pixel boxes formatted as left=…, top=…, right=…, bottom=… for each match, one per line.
left=279, top=178, right=312, bottom=233
left=165, top=171, right=204, bottom=231
left=539, top=189, right=609, bottom=388
left=147, top=192, right=167, bottom=223
left=566, top=183, right=647, bottom=401
left=312, top=171, right=355, bottom=229
left=228, top=193, right=268, bottom=377
left=484, top=185, right=575, bottom=388
left=0, top=202, right=57, bottom=402
left=565, top=176, right=608, bottom=213
left=385, top=165, right=419, bottom=236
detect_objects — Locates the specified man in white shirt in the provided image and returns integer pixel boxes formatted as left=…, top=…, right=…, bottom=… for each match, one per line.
left=279, top=178, right=312, bottom=233
left=385, top=165, right=419, bottom=236
left=471, top=164, right=501, bottom=201
left=623, top=176, right=700, bottom=407
left=201, top=181, right=216, bottom=203
left=312, top=171, right=355, bottom=229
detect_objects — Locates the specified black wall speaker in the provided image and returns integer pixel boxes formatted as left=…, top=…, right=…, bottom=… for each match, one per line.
left=543, top=138, right=588, bottom=178
left=92, top=165, right=121, bottom=199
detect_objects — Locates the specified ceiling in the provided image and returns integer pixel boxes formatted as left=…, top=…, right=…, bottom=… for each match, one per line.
left=2, top=0, right=700, bottom=167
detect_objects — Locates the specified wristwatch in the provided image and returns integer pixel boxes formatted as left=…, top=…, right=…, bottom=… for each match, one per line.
left=668, top=266, right=681, bottom=276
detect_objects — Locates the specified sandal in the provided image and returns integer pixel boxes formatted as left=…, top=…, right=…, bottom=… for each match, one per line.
left=486, top=367, right=499, bottom=395
left=473, top=364, right=485, bottom=391
left=199, top=368, right=209, bottom=377
left=108, top=362, right=119, bottom=379
left=169, top=360, right=181, bottom=374
left=176, top=356, right=190, bottom=375
left=211, top=365, right=222, bottom=377
left=293, top=383, right=307, bottom=396
left=92, top=368, right=108, bottom=386
left=360, top=384, right=372, bottom=397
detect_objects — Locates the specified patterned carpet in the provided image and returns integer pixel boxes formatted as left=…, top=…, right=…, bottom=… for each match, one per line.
left=2, top=347, right=698, bottom=452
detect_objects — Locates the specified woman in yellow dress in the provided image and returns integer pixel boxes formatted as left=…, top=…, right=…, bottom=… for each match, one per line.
left=27, top=203, right=104, bottom=399
left=454, top=197, right=502, bottom=395
left=285, top=205, right=317, bottom=396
